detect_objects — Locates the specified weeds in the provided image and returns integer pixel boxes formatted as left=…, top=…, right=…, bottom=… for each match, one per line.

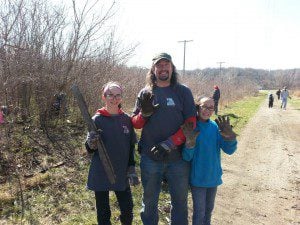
left=0, top=91, right=271, bottom=224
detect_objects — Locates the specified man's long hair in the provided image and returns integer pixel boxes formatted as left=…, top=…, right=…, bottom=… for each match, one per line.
left=145, top=62, right=179, bottom=89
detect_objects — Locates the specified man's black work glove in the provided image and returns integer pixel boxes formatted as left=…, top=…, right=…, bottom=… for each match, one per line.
left=138, top=91, right=159, bottom=117
left=150, top=139, right=176, bottom=161
left=86, top=131, right=100, bottom=150
left=181, top=122, right=200, bottom=148
left=127, top=166, right=140, bottom=186
left=215, top=116, right=237, bottom=141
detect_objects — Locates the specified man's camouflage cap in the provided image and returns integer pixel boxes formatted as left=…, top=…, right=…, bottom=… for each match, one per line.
left=152, top=52, right=172, bottom=65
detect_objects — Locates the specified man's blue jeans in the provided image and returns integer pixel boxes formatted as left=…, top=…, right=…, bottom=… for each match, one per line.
left=281, top=98, right=287, bottom=109
left=191, top=186, right=218, bottom=225
left=140, top=154, right=190, bottom=225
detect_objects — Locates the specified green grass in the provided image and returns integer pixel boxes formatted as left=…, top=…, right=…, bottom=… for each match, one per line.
left=212, top=92, right=267, bottom=137
left=0, top=92, right=267, bottom=224
left=290, top=96, right=300, bottom=110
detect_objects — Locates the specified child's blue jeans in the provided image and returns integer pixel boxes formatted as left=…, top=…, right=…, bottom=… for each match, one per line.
left=191, top=186, right=218, bottom=225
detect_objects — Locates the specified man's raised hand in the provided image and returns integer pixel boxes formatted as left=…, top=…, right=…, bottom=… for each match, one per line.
left=139, top=91, right=159, bottom=117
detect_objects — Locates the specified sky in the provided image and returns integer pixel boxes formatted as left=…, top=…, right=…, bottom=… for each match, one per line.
left=113, top=0, right=300, bottom=70
left=54, top=0, right=300, bottom=70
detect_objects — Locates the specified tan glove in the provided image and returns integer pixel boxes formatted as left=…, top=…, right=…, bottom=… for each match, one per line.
left=86, top=131, right=100, bottom=150
left=181, top=122, right=200, bottom=148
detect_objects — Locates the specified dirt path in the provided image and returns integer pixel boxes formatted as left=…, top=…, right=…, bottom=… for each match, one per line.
left=211, top=98, right=300, bottom=225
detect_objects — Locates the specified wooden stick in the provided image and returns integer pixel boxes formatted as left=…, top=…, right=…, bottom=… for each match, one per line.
left=71, top=84, right=116, bottom=184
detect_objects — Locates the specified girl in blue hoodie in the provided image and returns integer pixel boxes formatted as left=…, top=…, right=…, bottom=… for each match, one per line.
left=182, top=97, right=237, bottom=225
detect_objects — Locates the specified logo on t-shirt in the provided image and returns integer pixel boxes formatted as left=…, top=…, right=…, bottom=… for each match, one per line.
left=123, top=125, right=129, bottom=134
left=166, top=98, right=175, bottom=106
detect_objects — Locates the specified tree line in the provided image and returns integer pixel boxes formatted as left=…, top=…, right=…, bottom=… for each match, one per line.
left=1, top=0, right=298, bottom=128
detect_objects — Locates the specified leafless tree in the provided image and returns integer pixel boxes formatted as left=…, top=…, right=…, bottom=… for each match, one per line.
left=0, top=0, right=137, bottom=125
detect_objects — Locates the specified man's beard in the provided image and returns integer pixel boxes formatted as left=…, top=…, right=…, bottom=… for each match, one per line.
left=157, top=72, right=170, bottom=81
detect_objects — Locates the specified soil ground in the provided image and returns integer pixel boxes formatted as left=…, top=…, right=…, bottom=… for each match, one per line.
left=209, top=98, right=300, bottom=225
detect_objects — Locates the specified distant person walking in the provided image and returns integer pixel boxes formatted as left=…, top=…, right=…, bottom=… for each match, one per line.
left=268, top=93, right=274, bottom=108
left=276, top=89, right=281, bottom=100
left=212, top=85, right=220, bottom=115
left=280, top=87, right=291, bottom=110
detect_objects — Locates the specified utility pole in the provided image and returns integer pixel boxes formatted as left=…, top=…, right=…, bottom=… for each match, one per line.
left=178, top=40, right=193, bottom=76
left=217, top=61, right=225, bottom=76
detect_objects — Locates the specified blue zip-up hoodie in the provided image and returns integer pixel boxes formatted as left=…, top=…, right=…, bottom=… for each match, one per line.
left=182, top=119, right=237, bottom=187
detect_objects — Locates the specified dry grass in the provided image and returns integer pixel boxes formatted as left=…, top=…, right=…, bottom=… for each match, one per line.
left=0, top=192, right=14, bottom=205
left=292, top=90, right=300, bottom=97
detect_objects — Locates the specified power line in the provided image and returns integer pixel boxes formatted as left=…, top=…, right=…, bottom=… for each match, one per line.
left=217, top=61, right=225, bottom=76
left=178, top=40, right=193, bottom=76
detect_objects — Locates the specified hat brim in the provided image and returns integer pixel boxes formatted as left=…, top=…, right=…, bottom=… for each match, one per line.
left=153, top=57, right=171, bottom=65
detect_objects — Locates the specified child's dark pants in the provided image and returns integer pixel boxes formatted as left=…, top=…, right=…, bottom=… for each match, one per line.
left=95, top=186, right=133, bottom=225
